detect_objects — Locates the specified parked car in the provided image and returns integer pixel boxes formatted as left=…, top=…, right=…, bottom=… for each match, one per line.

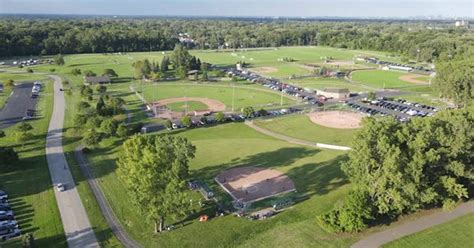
left=0, top=220, right=18, bottom=229
left=56, top=183, right=66, bottom=192
left=0, top=227, right=21, bottom=241
left=0, top=191, right=7, bottom=200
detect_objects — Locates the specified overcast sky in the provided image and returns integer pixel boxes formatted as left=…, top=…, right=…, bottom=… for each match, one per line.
left=0, top=0, right=473, bottom=18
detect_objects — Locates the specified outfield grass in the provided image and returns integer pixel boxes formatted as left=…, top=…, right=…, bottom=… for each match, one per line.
left=140, top=83, right=296, bottom=111
left=384, top=213, right=474, bottom=248
left=352, top=70, right=422, bottom=89
left=253, top=114, right=358, bottom=146
left=166, top=101, right=209, bottom=112
left=291, top=77, right=369, bottom=93
left=0, top=77, right=66, bottom=247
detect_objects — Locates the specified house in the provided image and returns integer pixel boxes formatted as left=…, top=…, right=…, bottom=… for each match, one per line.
left=84, top=76, right=111, bottom=85
left=318, top=88, right=350, bottom=99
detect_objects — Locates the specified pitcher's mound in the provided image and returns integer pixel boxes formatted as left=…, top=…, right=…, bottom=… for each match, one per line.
left=307, top=111, right=364, bottom=129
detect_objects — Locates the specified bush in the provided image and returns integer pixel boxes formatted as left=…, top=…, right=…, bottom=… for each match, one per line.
left=100, top=119, right=118, bottom=137
left=116, top=123, right=128, bottom=138
left=71, top=68, right=82, bottom=76
left=82, top=129, right=102, bottom=147
left=26, top=68, right=33, bottom=73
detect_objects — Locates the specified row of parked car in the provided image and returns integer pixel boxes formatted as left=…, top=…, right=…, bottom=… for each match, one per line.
left=0, top=190, right=21, bottom=241
left=168, top=107, right=301, bottom=130
left=223, top=68, right=323, bottom=106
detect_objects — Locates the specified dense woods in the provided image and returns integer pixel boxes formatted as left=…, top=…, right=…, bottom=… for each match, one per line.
left=1, top=18, right=472, bottom=62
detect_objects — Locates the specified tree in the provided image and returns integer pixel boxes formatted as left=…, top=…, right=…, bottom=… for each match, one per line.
left=181, top=116, right=192, bottom=128
left=160, top=56, right=170, bottom=72
left=26, top=68, right=33, bottom=73
left=71, top=68, right=82, bottom=76
left=13, top=122, right=34, bottom=147
left=0, top=147, right=19, bottom=169
left=0, top=130, right=5, bottom=138
left=165, top=119, right=173, bottom=130
left=367, top=91, right=376, bottom=100
left=257, top=108, right=268, bottom=117
left=54, top=54, right=65, bottom=65
left=201, top=71, right=208, bottom=81
left=96, top=85, right=107, bottom=95
left=435, top=57, right=473, bottom=105
left=176, top=66, right=187, bottom=80
left=102, top=68, right=118, bottom=77
left=21, top=233, right=35, bottom=248
left=4, top=79, right=14, bottom=90
left=80, top=85, right=93, bottom=98
left=82, top=129, right=102, bottom=147
left=117, top=135, right=196, bottom=233
left=100, top=119, right=118, bottom=137
left=96, top=97, right=107, bottom=115
left=242, top=106, right=255, bottom=119
left=83, top=70, right=96, bottom=77
left=215, top=112, right=225, bottom=123
left=116, top=123, right=128, bottom=138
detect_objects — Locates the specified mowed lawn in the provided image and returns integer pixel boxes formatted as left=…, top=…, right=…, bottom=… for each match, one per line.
left=291, top=77, right=369, bottom=92
left=166, top=101, right=209, bottom=112
left=82, top=122, right=366, bottom=247
left=352, top=70, right=421, bottom=89
left=384, top=213, right=474, bottom=248
left=254, top=114, right=358, bottom=146
left=141, top=83, right=296, bottom=111
left=0, top=78, right=66, bottom=247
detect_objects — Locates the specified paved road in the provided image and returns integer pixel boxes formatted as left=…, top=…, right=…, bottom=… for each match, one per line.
left=75, top=145, right=142, bottom=248
left=0, top=82, right=38, bottom=129
left=245, top=120, right=351, bottom=151
left=45, top=75, right=99, bottom=248
left=352, top=201, right=474, bottom=248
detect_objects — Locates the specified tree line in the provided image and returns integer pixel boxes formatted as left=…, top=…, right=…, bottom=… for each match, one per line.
left=1, top=18, right=472, bottom=62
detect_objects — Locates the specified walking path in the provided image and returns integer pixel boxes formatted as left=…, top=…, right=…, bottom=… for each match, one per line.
left=245, top=120, right=351, bottom=151
left=45, top=75, right=99, bottom=248
left=352, top=201, right=474, bottom=248
left=74, top=145, right=142, bottom=248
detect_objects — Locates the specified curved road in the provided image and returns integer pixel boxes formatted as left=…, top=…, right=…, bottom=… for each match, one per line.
left=352, top=201, right=474, bottom=248
left=45, top=75, right=99, bottom=247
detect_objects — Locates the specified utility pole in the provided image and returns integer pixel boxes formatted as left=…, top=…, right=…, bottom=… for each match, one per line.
left=232, top=83, right=235, bottom=112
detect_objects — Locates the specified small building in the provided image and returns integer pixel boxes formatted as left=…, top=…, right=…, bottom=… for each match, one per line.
left=84, top=76, right=111, bottom=85
left=388, top=65, right=413, bottom=72
left=318, top=88, right=350, bottom=99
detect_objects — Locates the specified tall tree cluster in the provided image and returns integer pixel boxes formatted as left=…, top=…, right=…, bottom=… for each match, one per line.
left=1, top=18, right=471, bottom=62
left=117, top=135, right=196, bottom=233
left=318, top=106, right=474, bottom=232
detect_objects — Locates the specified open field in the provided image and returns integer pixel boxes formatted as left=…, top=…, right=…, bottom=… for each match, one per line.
left=166, top=100, right=210, bottom=112
left=82, top=122, right=363, bottom=247
left=291, top=77, right=369, bottom=92
left=254, top=114, right=359, bottom=146
left=384, top=213, right=474, bottom=248
left=141, top=83, right=296, bottom=111
left=351, top=70, right=427, bottom=89
left=0, top=77, right=66, bottom=247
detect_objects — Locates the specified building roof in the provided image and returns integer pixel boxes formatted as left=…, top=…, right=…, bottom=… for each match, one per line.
left=84, top=76, right=111, bottom=84
left=322, top=88, right=350, bottom=93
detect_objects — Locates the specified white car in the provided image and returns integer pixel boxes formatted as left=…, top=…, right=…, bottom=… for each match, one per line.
left=0, top=220, right=18, bottom=228
left=56, top=183, right=66, bottom=192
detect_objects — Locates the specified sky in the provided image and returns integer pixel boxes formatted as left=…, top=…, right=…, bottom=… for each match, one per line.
left=0, top=0, right=473, bottom=18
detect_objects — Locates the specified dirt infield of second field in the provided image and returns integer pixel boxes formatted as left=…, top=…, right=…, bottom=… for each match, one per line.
left=215, top=166, right=296, bottom=204
left=399, top=74, right=430, bottom=84
left=307, top=111, right=364, bottom=129
left=152, top=97, right=226, bottom=119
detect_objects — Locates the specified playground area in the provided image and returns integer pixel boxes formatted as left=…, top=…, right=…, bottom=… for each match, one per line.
left=215, top=166, right=296, bottom=204
left=152, top=97, right=226, bottom=119
left=307, top=111, right=364, bottom=129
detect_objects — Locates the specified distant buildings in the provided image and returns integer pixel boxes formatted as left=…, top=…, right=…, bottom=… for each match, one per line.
left=455, top=20, right=469, bottom=28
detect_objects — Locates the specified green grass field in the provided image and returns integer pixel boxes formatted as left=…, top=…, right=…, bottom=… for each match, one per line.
left=384, top=213, right=474, bottom=248
left=291, top=77, right=369, bottom=92
left=80, top=122, right=365, bottom=247
left=351, top=70, right=422, bottom=89
left=166, top=101, right=209, bottom=112
left=0, top=78, right=66, bottom=247
left=254, top=114, right=359, bottom=146
left=141, top=83, right=296, bottom=111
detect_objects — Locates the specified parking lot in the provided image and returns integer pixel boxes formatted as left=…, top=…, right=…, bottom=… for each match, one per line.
left=0, top=82, right=40, bottom=130
left=0, top=190, right=21, bottom=241
left=347, top=97, right=439, bottom=122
